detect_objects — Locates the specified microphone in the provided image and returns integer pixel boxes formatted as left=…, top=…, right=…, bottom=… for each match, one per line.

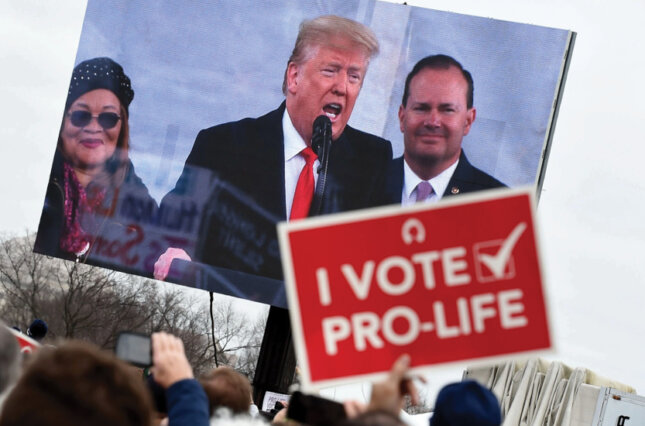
left=309, top=115, right=332, bottom=216
left=311, top=115, right=331, bottom=157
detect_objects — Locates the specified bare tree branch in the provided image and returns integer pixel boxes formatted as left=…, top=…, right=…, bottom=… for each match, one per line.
left=0, top=232, right=266, bottom=378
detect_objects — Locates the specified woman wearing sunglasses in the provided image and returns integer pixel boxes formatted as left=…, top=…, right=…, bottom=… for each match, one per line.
left=35, top=57, right=155, bottom=264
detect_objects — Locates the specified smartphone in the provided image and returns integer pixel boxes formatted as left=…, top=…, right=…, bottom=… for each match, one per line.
left=115, top=331, right=151, bottom=368
left=286, top=391, right=347, bottom=426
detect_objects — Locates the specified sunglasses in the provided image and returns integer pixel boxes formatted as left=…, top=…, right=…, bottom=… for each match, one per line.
left=68, top=111, right=121, bottom=129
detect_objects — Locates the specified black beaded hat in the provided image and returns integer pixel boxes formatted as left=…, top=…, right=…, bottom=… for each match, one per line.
left=65, top=57, right=134, bottom=113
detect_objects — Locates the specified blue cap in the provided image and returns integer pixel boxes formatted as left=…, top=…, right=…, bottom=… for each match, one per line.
left=27, top=319, right=48, bottom=340
left=430, top=380, right=501, bottom=426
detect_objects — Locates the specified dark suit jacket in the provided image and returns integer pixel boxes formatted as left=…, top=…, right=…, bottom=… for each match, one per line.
left=162, top=102, right=392, bottom=279
left=34, top=149, right=157, bottom=274
left=384, top=151, right=506, bottom=204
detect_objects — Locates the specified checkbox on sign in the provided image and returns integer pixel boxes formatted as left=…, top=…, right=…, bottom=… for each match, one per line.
left=473, top=222, right=527, bottom=283
left=474, top=240, right=517, bottom=282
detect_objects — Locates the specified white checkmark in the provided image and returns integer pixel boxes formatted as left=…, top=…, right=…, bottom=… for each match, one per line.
left=478, top=222, right=527, bottom=279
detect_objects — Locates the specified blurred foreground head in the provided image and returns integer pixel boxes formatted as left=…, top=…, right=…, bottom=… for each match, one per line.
left=0, top=340, right=153, bottom=426
left=199, top=366, right=252, bottom=415
left=341, top=410, right=406, bottom=426
left=0, top=324, right=21, bottom=395
left=430, top=380, right=501, bottom=426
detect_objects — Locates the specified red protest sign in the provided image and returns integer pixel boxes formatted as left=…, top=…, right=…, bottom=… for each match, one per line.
left=7, top=326, right=41, bottom=354
left=278, top=188, right=550, bottom=389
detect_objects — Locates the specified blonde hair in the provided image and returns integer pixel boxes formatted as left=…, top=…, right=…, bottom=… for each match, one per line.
left=282, top=15, right=379, bottom=94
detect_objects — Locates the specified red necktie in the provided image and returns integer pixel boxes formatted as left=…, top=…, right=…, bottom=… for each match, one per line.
left=290, top=147, right=317, bottom=220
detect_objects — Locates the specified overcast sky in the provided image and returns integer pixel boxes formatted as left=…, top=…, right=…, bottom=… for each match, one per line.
left=2, top=0, right=645, bottom=413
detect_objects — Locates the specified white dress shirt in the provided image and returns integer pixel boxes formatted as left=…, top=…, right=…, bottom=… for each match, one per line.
left=283, top=109, right=320, bottom=219
left=401, top=158, right=459, bottom=206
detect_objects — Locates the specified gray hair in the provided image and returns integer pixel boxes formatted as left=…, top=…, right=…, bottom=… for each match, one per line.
left=282, top=15, right=380, bottom=94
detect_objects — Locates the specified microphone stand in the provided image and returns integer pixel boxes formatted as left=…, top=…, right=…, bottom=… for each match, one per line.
left=310, top=115, right=332, bottom=217
left=254, top=117, right=331, bottom=406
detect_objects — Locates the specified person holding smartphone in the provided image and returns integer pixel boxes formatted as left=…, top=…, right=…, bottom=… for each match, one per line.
left=151, top=332, right=210, bottom=426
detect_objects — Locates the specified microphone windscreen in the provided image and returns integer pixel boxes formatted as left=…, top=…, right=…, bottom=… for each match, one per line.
left=312, top=115, right=331, bottom=156
left=313, top=115, right=331, bottom=132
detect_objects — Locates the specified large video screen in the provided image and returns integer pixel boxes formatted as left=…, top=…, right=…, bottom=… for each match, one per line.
left=34, top=0, right=574, bottom=307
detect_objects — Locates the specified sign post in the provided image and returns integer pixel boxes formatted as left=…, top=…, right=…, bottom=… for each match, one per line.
left=278, top=188, right=551, bottom=389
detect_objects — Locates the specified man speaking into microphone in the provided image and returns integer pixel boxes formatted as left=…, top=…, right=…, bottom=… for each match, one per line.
left=154, top=15, right=392, bottom=280
left=153, top=15, right=392, bottom=409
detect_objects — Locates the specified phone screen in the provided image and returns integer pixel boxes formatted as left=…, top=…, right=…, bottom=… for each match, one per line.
left=115, top=332, right=151, bottom=367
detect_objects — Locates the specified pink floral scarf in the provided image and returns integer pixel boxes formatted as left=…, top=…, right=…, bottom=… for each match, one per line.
left=59, top=162, right=105, bottom=256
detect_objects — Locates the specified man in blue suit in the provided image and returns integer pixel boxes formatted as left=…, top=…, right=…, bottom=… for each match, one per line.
left=386, top=55, right=505, bottom=205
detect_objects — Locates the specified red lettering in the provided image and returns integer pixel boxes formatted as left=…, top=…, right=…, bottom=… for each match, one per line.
left=120, top=225, right=143, bottom=266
